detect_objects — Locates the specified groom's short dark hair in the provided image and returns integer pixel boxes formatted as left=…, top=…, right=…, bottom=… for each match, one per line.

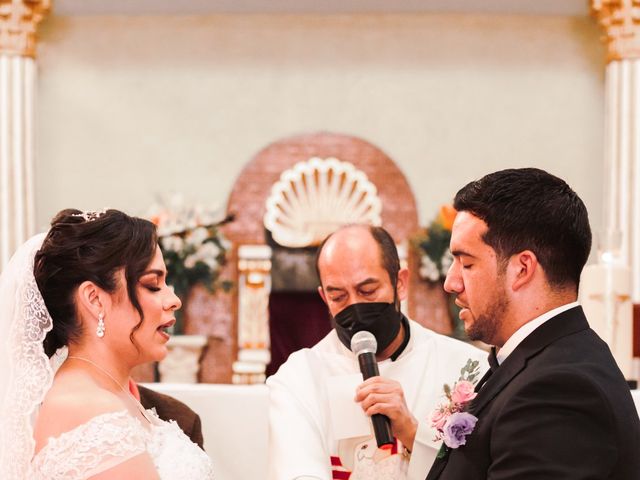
left=453, top=168, right=592, bottom=290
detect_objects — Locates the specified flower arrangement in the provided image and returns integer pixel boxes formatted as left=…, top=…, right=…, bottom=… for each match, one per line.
left=414, top=205, right=457, bottom=282
left=149, top=194, right=233, bottom=334
left=414, top=204, right=467, bottom=339
left=429, top=358, right=481, bottom=457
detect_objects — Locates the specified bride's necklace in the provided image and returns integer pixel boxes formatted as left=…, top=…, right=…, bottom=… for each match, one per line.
left=67, top=355, right=152, bottom=424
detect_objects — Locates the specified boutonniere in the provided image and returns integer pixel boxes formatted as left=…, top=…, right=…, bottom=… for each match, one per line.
left=429, top=359, right=481, bottom=458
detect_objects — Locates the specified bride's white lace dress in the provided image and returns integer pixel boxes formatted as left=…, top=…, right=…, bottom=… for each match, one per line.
left=30, top=409, right=214, bottom=479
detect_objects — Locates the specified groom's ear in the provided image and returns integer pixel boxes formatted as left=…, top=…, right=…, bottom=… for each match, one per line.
left=508, top=250, right=538, bottom=292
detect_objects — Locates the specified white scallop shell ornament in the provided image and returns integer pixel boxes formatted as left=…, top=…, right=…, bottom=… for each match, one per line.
left=264, top=157, right=382, bottom=248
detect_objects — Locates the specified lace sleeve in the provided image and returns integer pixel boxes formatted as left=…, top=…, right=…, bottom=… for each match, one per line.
left=30, top=410, right=151, bottom=480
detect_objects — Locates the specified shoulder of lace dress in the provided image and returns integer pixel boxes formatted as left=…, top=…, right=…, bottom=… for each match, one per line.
left=31, top=410, right=150, bottom=479
left=146, top=413, right=215, bottom=480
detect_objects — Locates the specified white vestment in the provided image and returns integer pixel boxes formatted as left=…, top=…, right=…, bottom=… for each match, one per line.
left=267, top=319, right=488, bottom=480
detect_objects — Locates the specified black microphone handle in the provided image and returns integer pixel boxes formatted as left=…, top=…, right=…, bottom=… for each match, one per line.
left=358, top=352, right=394, bottom=448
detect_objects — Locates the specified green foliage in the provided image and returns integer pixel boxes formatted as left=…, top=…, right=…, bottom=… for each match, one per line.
left=458, top=358, right=481, bottom=384
left=418, top=222, right=452, bottom=276
left=413, top=207, right=455, bottom=283
left=413, top=205, right=468, bottom=340
left=443, top=383, right=451, bottom=399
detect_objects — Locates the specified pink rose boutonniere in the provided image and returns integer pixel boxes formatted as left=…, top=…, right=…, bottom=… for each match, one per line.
left=430, top=358, right=481, bottom=457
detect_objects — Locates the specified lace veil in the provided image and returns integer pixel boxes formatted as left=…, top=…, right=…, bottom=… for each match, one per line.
left=0, top=233, right=57, bottom=480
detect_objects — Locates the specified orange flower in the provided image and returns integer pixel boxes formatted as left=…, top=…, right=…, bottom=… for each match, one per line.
left=438, top=205, right=457, bottom=231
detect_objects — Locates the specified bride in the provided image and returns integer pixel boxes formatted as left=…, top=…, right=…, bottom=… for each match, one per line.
left=0, top=209, right=214, bottom=479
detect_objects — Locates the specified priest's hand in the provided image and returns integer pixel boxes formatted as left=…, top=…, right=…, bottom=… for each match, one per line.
left=355, top=376, right=418, bottom=451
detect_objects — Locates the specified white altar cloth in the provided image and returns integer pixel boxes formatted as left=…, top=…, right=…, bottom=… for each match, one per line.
left=142, top=383, right=268, bottom=480
left=141, top=383, right=640, bottom=480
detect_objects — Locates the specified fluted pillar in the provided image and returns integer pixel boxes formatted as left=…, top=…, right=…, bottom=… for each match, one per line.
left=592, top=0, right=640, bottom=299
left=0, top=0, right=50, bottom=271
left=585, top=0, right=640, bottom=379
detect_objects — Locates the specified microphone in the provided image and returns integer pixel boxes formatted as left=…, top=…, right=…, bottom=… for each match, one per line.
left=351, top=331, right=394, bottom=448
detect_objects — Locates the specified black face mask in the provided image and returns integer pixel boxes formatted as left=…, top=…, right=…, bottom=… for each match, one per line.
left=333, top=302, right=402, bottom=354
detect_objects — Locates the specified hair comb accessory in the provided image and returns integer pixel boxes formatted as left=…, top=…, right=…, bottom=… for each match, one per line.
left=72, top=208, right=107, bottom=222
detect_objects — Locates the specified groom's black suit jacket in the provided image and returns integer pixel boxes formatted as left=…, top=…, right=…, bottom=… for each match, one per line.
left=426, top=306, right=640, bottom=480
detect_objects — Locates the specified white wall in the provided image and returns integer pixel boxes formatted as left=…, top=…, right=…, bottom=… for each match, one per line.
left=35, top=13, right=605, bottom=240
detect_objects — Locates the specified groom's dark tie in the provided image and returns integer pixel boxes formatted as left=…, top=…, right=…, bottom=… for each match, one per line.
left=488, top=346, right=499, bottom=372
left=475, top=347, right=499, bottom=391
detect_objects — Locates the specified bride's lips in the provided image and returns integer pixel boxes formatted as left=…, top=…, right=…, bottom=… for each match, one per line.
left=157, top=319, right=175, bottom=340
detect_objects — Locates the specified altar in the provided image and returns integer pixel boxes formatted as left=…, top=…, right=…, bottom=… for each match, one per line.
left=144, top=382, right=640, bottom=480
left=142, top=383, right=269, bottom=480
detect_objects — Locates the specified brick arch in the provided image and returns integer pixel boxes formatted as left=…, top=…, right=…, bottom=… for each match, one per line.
left=225, top=131, right=451, bottom=333
left=225, top=131, right=418, bottom=245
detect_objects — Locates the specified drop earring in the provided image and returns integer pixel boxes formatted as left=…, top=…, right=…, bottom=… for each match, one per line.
left=96, top=312, right=105, bottom=338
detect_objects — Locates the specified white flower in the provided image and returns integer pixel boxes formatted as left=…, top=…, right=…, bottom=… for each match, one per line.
left=149, top=195, right=230, bottom=297
left=186, top=216, right=198, bottom=230
left=184, top=254, right=198, bottom=269
left=161, top=235, right=184, bottom=253
left=158, top=218, right=185, bottom=237
left=187, top=227, right=209, bottom=247
left=220, top=236, right=232, bottom=251
left=200, top=209, right=226, bottom=226
left=202, top=256, right=219, bottom=270
left=420, top=255, right=440, bottom=282
left=197, top=241, right=221, bottom=260
left=441, top=249, right=453, bottom=275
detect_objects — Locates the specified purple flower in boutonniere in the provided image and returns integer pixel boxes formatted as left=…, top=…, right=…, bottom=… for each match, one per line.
left=429, top=358, right=481, bottom=455
left=443, top=412, right=478, bottom=448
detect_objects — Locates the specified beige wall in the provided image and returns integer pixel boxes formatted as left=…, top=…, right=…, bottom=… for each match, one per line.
left=35, top=13, right=605, bottom=238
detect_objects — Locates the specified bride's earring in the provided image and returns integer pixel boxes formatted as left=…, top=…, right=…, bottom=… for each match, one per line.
left=96, top=312, right=105, bottom=338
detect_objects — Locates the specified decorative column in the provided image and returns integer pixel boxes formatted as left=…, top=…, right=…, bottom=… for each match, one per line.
left=585, top=0, right=640, bottom=379
left=232, top=245, right=272, bottom=384
left=0, top=0, right=49, bottom=271
left=158, top=334, right=208, bottom=383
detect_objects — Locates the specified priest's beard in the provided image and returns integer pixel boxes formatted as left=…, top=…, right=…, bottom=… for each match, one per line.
left=465, top=285, right=509, bottom=345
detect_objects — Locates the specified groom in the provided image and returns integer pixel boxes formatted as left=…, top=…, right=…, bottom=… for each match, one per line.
left=426, top=168, right=640, bottom=479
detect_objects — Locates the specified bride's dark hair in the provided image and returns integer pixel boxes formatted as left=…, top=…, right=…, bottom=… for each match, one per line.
left=34, top=209, right=158, bottom=357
